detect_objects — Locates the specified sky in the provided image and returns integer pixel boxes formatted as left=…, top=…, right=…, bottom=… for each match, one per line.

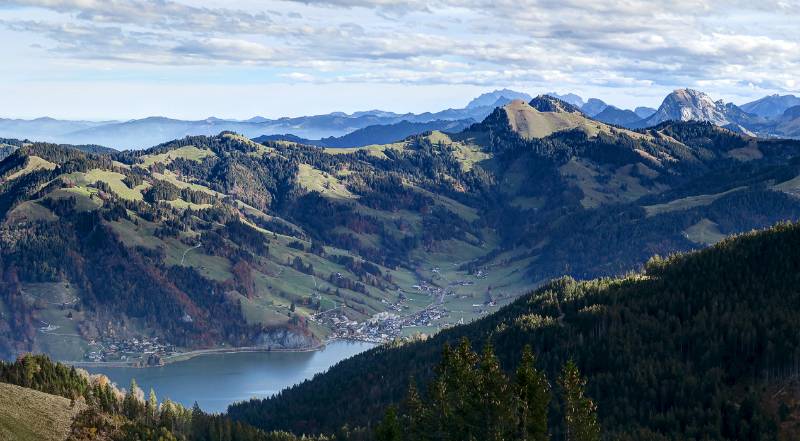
left=1, top=0, right=799, bottom=120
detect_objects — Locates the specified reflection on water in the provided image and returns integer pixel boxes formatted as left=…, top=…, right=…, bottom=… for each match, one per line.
left=86, top=340, right=375, bottom=412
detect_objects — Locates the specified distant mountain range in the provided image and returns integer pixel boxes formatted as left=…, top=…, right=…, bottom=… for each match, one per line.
left=741, top=94, right=800, bottom=119
left=0, top=90, right=527, bottom=150
left=2, top=89, right=799, bottom=151
left=253, top=119, right=474, bottom=148
left=550, top=88, right=800, bottom=139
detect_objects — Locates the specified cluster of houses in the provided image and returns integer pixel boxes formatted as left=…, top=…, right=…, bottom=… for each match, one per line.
left=320, top=299, right=449, bottom=343
left=86, top=336, right=177, bottom=363
left=314, top=267, right=496, bottom=343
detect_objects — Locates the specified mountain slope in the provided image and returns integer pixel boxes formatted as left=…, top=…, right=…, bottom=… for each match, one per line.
left=768, top=106, right=800, bottom=139
left=252, top=118, right=474, bottom=148
left=581, top=98, right=608, bottom=116
left=500, top=99, right=591, bottom=139
left=634, top=106, right=657, bottom=119
left=639, top=89, right=762, bottom=131
left=466, top=88, right=532, bottom=108
left=545, top=92, right=585, bottom=108
left=592, top=105, right=642, bottom=126
left=230, top=222, right=800, bottom=440
left=741, top=94, right=800, bottom=119
left=0, top=382, right=85, bottom=441
left=3, top=102, right=800, bottom=364
left=0, top=118, right=113, bottom=142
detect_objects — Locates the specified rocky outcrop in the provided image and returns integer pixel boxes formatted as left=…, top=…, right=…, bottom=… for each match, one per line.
left=255, top=329, right=320, bottom=350
left=640, top=88, right=762, bottom=129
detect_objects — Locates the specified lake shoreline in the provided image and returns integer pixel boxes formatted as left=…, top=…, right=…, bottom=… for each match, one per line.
left=68, top=338, right=376, bottom=369
left=78, top=340, right=378, bottom=413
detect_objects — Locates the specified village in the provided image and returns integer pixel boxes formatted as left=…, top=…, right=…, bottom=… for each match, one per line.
left=313, top=266, right=498, bottom=343
left=85, top=336, right=178, bottom=365
left=76, top=267, right=499, bottom=360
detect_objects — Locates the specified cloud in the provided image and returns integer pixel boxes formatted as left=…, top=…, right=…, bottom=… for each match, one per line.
left=6, top=0, right=275, bottom=33
left=1, top=0, right=799, bottom=97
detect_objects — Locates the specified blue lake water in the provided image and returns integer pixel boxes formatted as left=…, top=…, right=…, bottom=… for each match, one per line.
left=86, top=340, right=375, bottom=413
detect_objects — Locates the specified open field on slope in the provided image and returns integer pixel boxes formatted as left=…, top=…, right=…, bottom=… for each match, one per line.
left=85, top=169, right=149, bottom=201
left=684, top=218, right=726, bottom=245
left=21, top=282, right=92, bottom=362
left=167, top=199, right=213, bottom=210
left=0, top=382, right=85, bottom=441
left=560, top=159, right=664, bottom=209
left=4, top=156, right=56, bottom=181
left=153, top=170, right=220, bottom=196
left=297, top=164, right=355, bottom=199
left=325, top=141, right=407, bottom=159
left=139, top=145, right=213, bottom=167
left=643, top=186, right=746, bottom=216
left=504, top=100, right=601, bottom=139
left=5, top=201, right=58, bottom=224
left=774, top=173, right=800, bottom=198
left=45, top=187, right=103, bottom=212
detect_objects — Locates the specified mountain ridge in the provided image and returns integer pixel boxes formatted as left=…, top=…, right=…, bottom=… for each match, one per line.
left=3, top=101, right=800, bottom=363
left=635, top=89, right=764, bottom=136
left=3, top=89, right=800, bottom=150
left=741, top=94, right=800, bottom=119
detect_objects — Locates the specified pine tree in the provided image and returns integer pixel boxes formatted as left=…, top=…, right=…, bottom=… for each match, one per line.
left=147, top=387, right=158, bottom=425
left=402, top=380, right=425, bottom=441
left=191, top=401, right=208, bottom=441
left=516, top=345, right=551, bottom=441
left=558, top=360, right=600, bottom=441
left=478, top=341, right=514, bottom=441
left=375, top=405, right=403, bottom=441
left=436, top=338, right=481, bottom=441
left=123, top=378, right=143, bottom=421
left=427, top=344, right=453, bottom=441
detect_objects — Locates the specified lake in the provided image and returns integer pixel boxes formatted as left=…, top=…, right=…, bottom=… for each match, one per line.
left=86, top=340, right=375, bottom=413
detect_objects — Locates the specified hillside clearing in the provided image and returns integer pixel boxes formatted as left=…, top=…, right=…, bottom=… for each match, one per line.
left=0, top=382, right=85, bottom=441
left=643, top=186, right=746, bottom=217
left=139, top=145, right=213, bottom=167
left=5, top=156, right=56, bottom=181
left=684, top=218, right=726, bottom=245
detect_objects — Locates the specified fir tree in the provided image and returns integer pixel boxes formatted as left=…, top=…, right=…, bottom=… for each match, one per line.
left=375, top=405, right=402, bottom=441
left=558, top=360, right=600, bottom=441
left=477, top=341, right=514, bottom=441
left=147, top=388, right=158, bottom=425
left=401, top=380, right=425, bottom=441
left=516, top=345, right=551, bottom=441
left=123, top=378, right=143, bottom=421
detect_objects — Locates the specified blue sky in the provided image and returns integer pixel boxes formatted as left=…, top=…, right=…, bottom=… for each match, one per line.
left=1, top=0, right=798, bottom=120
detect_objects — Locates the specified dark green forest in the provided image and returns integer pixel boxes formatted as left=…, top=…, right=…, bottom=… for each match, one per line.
left=229, top=222, right=800, bottom=440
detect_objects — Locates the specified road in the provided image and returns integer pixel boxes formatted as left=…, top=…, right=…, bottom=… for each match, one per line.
left=180, top=242, right=202, bottom=265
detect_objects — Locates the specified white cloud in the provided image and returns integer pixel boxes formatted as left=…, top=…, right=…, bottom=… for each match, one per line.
left=1, top=0, right=798, bottom=117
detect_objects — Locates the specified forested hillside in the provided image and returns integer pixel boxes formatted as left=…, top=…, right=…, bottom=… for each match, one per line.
left=3, top=96, right=800, bottom=364
left=229, top=222, right=800, bottom=441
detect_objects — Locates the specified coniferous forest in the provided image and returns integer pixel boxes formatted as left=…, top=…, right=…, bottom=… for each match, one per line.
left=228, top=222, right=800, bottom=441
